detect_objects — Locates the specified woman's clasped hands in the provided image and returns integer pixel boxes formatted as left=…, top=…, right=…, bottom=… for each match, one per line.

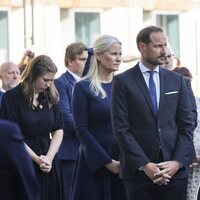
left=39, top=155, right=52, bottom=173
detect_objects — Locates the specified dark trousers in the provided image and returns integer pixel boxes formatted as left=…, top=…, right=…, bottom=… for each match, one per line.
left=61, top=160, right=75, bottom=200
left=123, top=178, right=188, bottom=200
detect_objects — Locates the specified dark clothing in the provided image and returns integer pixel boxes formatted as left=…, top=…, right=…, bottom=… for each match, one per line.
left=123, top=178, right=188, bottom=200
left=111, top=64, right=195, bottom=200
left=0, top=120, right=39, bottom=200
left=55, top=71, right=80, bottom=200
left=70, top=80, right=126, bottom=200
left=0, top=84, right=64, bottom=200
left=0, top=90, right=4, bottom=108
left=55, top=71, right=79, bottom=161
left=185, top=78, right=197, bottom=129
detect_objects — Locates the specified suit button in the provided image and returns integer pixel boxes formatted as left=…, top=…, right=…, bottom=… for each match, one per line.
left=158, top=128, right=161, bottom=133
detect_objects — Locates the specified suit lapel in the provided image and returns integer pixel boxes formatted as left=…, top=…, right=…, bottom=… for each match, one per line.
left=133, top=65, right=157, bottom=118
left=65, top=71, right=76, bottom=86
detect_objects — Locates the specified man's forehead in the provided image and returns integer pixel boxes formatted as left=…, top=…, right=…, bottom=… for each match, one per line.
left=150, top=32, right=167, bottom=43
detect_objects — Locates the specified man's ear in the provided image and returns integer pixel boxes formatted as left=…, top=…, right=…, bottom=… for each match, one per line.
left=138, top=42, right=146, bottom=52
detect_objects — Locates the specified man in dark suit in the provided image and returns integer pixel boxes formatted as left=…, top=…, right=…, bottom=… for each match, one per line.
left=0, top=120, right=39, bottom=200
left=55, top=42, right=88, bottom=200
left=111, top=26, right=195, bottom=200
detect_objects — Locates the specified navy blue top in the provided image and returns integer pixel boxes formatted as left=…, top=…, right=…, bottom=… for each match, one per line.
left=73, top=80, right=119, bottom=171
left=70, top=80, right=126, bottom=200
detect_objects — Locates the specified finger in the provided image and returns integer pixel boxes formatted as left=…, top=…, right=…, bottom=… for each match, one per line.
left=154, top=168, right=169, bottom=177
left=162, top=173, right=171, bottom=179
left=153, top=176, right=164, bottom=183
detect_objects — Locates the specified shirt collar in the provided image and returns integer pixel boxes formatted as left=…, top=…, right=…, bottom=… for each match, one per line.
left=139, top=61, right=159, bottom=74
left=0, top=88, right=6, bottom=93
left=67, top=69, right=81, bottom=82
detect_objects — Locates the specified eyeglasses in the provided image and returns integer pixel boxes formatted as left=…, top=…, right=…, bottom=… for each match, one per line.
left=165, top=54, right=174, bottom=60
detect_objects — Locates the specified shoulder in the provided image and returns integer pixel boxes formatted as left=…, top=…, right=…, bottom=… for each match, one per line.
left=4, top=84, right=22, bottom=97
left=113, top=64, right=140, bottom=87
left=0, top=120, right=22, bottom=142
left=55, top=71, right=74, bottom=86
left=75, top=79, right=90, bottom=88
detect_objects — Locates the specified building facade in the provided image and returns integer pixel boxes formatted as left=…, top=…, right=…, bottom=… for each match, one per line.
left=0, top=0, right=199, bottom=95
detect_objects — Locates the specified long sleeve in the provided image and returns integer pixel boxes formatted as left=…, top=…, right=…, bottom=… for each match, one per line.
left=72, top=81, right=111, bottom=172
left=55, top=76, right=76, bottom=136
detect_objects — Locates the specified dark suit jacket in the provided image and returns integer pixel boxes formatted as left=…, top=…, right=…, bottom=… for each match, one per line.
left=185, top=78, right=197, bottom=128
left=111, top=64, right=195, bottom=180
left=0, top=120, right=39, bottom=200
left=55, top=71, right=79, bottom=160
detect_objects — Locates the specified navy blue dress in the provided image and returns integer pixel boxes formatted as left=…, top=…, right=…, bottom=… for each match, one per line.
left=0, top=84, right=64, bottom=200
left=70, top=80, right=126, bottom=200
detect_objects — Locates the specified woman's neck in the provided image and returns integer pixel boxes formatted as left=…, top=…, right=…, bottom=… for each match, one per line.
left=99, top=70, right=113, bottom=83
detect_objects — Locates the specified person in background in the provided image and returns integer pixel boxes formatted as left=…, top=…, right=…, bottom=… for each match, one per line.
left=0, top=62, right=20, bottom=107
left=173, top=67, right=197, bottom=128
left=0, top=61, right=20, bottom=92
left=0, top=119, right=39, bottom=200
left=111, top=25, right=194, bottom=200
left=172, top=67, right=200, bottom=200
left=161, top=47, right=197, bottom=129
left=55, top=42, right=88, bottom=200
left=160, top=46, right=174, bottom=70
left=70, top=35, right=126, bottom=200
left=18, top=50, right=35, bottom=74
left=0, top=55, right=64, bottom=200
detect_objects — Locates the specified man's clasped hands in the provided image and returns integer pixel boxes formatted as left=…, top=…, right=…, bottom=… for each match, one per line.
left=143, top=161, right=181, bottom=186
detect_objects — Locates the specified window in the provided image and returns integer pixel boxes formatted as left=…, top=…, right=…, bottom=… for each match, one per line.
left=75, top=12, right=100, bottom=47
left=156, top=14, right=180, bottom=57
left=0, top=11, right=9, bottom=62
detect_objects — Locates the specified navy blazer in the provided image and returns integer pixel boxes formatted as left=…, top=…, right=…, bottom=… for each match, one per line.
left=55, top=71, right=79, bottom=160
left=0, top=120, right=39, bottom=200
left=111, top=64, right=195, bottom=180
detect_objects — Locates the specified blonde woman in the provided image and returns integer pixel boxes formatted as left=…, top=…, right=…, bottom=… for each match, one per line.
left=69, top=35, right=126, bottom=200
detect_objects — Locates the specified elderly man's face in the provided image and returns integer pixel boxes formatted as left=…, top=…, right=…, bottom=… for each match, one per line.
left=0, top=63, right=20, bottom=90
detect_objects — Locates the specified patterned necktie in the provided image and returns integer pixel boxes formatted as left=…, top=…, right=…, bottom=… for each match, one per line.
left=148, top=71, right=158, bottom=113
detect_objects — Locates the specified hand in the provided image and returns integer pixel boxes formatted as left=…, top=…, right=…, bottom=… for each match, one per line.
left=143, top=163, right=171, bottom=185
left=156, top=161, right=181, bottom=177
left=105, top=159, right=120, bottom=174
left=189, top=162, right=199, bottom=169
left=39, top=155, right=52, bottom=173
left=153, top=168, right=171, bottom=185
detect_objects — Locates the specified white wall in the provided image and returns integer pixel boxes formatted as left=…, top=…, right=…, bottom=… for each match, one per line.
left=179, top=10, right=200, bottom=96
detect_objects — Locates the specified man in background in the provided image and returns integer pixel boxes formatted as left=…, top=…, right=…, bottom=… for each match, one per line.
left=55, top=42, right=88, bottom=200
left=0, top=62, right=20, bottom=106
left=0, top=62, right=20, bottom=92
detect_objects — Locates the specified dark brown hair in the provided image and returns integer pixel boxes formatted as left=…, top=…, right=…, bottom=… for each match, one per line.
left=172, top=67, right=193, bottom=79
left=136, top=25, right=163, bottom=49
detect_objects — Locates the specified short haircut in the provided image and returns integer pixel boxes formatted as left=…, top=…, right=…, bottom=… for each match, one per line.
left=64, top=42, right=87, bottom=67
left=136, top=25, right=163, bottom=49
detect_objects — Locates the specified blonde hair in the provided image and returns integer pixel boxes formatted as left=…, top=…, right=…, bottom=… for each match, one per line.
left=82, top=35, right=121, bottom=98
